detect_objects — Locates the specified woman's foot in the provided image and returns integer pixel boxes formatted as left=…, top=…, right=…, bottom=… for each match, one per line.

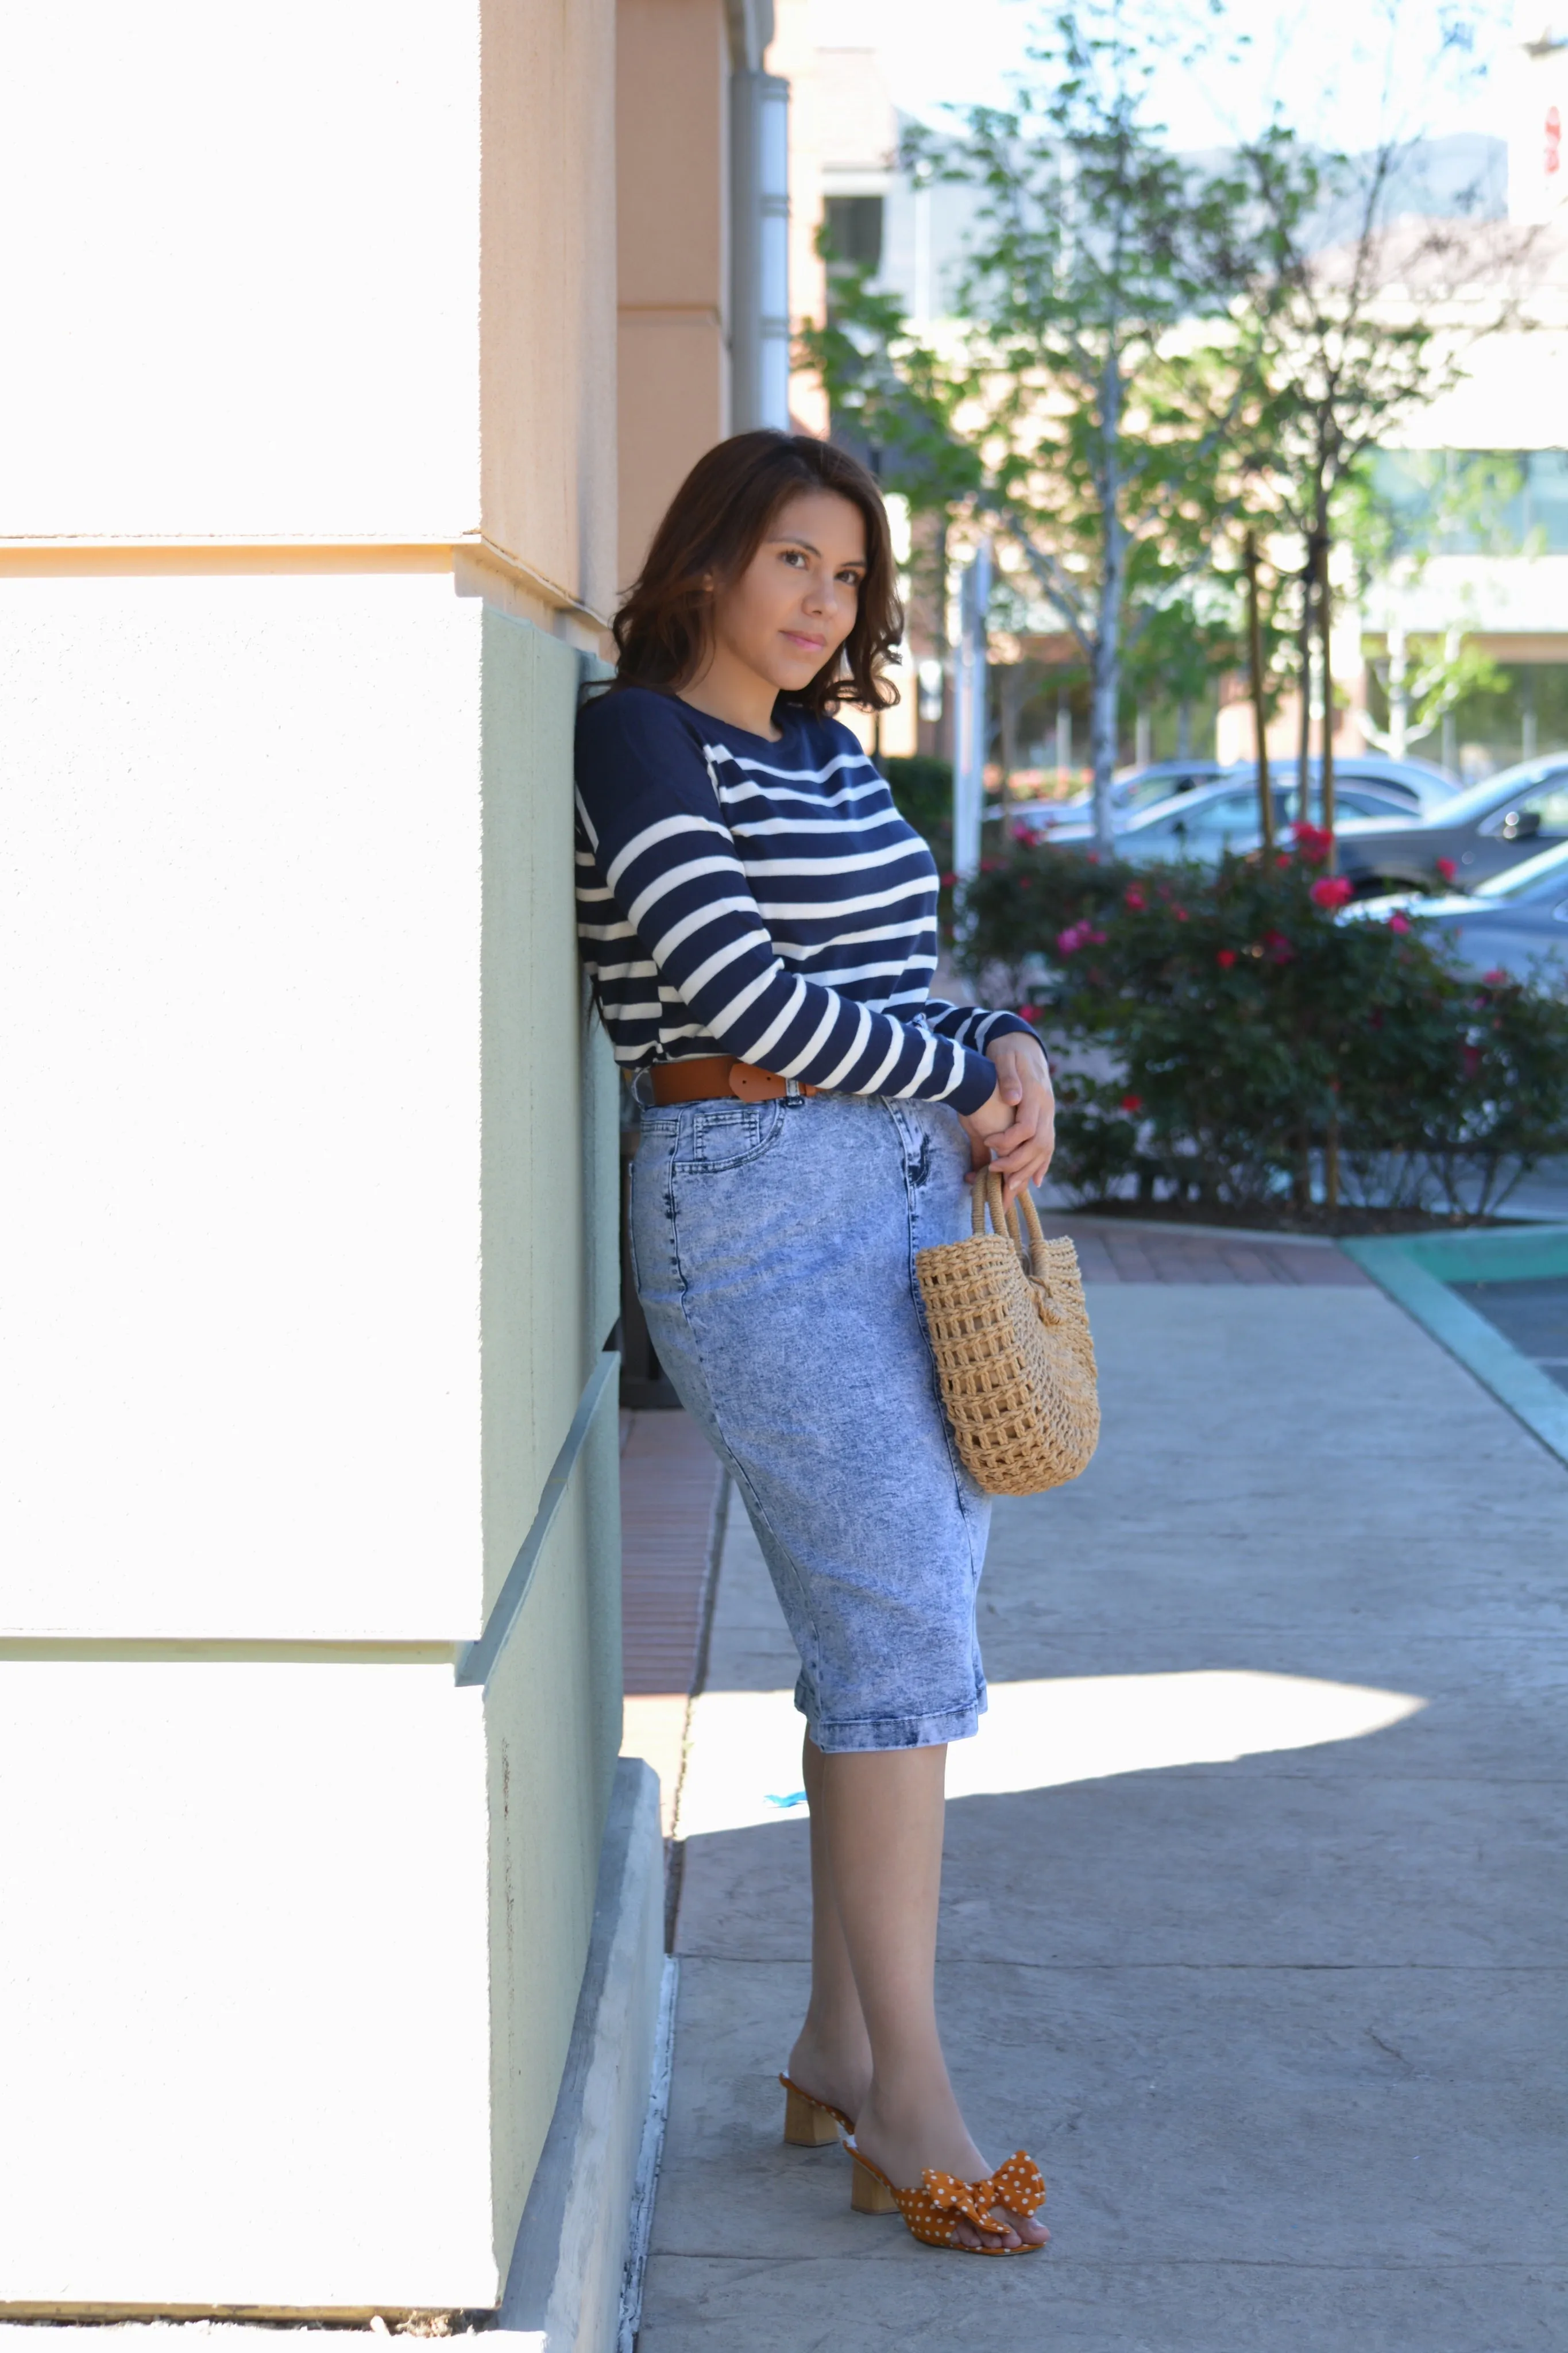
left=785, top=2024, right=871, bottom=2132
left=851, top=2090, right=1049, bottom=2252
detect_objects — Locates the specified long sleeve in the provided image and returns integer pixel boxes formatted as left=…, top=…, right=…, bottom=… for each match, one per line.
left=576, top=691, right=1000, bottom=1112
left=922, top=999, right=1041, bottom=1055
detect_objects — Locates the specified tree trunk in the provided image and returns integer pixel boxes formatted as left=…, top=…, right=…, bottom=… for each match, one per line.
left=1091, top=355, right=1125, bottom=859
left=1386, top=616, right=1408, bottom=759
left=1091, top=601, right=1121, bottom=857
left=1318, top=534, right=1335, bottom=851
left=1243, top=530, right=1274, bottom=855
left=998, top=663, right=1026, bottom=784
left=1295, top=540, right=1316, bottom=827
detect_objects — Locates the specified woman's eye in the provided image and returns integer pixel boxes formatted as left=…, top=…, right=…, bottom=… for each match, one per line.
left=781, top=548, right=808, bottom=567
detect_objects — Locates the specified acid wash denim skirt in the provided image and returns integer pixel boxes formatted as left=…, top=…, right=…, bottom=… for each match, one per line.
left=629, top=1087, right=991, bottom=1753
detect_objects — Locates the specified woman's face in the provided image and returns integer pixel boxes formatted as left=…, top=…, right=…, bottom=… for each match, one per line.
left=709, top=489, right=868, bottom=698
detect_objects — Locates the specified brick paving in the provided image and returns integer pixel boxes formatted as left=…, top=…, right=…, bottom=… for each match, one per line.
left=619, top=1406, right=725, bottom=1835
left=1059, top=1214, right=1371, bottom=1287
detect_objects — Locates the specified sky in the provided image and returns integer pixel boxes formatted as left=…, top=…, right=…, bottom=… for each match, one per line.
left=812, top=0, right=1527, bottom=153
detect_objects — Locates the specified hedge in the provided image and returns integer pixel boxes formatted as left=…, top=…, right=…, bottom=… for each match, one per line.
left=957, top=827, right=1568, bottom=1220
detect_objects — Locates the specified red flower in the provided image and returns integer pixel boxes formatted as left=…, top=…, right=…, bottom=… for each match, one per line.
left=980, top=857, right=1001, bottom=874
left=1310, top=875, right=1354, bottom=911
left=1276, top=853, right=1292, bottom=869
left=939, top=870, right=957, bottom=888
left=1292, top=821, right=1334, bottom=867
left=1435, top=857, right=1458, bottom=884
left=1262, top=928, right=1295, bottom=963
left=1123, top=886, right=1147, bottom=911
left=1216, top=947, right=1238, bottom=969
left=1388, top=911, right=1412, bottom=935
left=1018, top=1004, right=1041, bottom=1024
left=1481, top=967, right=1509, bottom=986
left=1121, top=1092, right=1144, bottom=1114
left=1173, top=905, right=1189, bottom=921
left=1461, top=1043, right=1483, bottom=1077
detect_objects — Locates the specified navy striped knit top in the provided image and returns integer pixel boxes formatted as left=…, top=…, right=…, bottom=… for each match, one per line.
left=573, top=686, right=1032, bottom=1115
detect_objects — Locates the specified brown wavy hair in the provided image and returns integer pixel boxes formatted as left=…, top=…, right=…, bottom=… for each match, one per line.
left=610, top=431, right=903, bottom=716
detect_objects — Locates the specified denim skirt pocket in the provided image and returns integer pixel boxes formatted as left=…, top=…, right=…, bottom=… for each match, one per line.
left=672, top=1097, right=786, bottom=1174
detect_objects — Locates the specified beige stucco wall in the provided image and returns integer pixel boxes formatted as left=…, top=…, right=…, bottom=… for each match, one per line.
left=615, top=0, right=732, bottom=589
left=0, top=0, right=632, bottom=2311
left=766, top=0, right=829, bottom=436
left=482, top=0, right=619, bottom=618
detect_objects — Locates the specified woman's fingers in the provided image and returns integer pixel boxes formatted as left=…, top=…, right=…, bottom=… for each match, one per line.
left=986, top=1123, right=1055, bottom=1173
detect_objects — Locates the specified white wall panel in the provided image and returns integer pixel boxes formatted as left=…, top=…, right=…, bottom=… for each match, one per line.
left=0, top=1660, right=496, bottom=2309
left=0, top=576, right=485, bottom=1637
left=0, top=6, right=479, bottom=539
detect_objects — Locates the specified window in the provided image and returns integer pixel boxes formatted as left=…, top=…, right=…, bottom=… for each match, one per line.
left=824, top=196, right=884, bottom=273
left=1520, top=781, right=1568, bottom=835
left=1480, top=776, right=1568, bottom=840
left=1368, top=449, right=1568, bottom=555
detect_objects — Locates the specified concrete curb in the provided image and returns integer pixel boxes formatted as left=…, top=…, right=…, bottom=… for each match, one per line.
left=496, top=1757, right=666, bottom=2353
left=1344, top=1226, right=1568, bottom=1469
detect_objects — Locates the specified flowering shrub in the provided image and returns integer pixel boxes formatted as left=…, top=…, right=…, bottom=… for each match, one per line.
left=959, top=835, right=1568, bottom=1219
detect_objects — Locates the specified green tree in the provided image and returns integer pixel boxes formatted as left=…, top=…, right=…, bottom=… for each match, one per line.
left=1230, top=133, right=1528, bottom=827
left=804, top=5, right=1291, bottom=854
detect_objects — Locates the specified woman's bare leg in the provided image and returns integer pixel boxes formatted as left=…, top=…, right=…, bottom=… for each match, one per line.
left=785, top=1735, right=873, bottom=2124
left=811, top=1742, right=1046, bottom=2250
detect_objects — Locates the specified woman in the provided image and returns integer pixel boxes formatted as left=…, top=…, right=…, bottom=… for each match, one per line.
left=576, top=431, right=1055, bottom=2255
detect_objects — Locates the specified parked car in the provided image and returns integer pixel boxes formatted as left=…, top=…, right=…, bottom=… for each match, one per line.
left=1348, top=838, right=1568, bottom=984
left=1015, top=754, right=1451, bottom=844
left=1043, top=773, right=1433, bottom=867
left=1334, top=755, right=1568, bottom=897
left=1014, top=759, right=1228, bottom=836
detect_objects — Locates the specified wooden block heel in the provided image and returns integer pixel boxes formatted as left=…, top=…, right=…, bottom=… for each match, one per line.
left=849, top=2153, right=898, bottom=2212
left=778, top=2072, right=853, bottom=2147
left=783, top=2085, right=841, bottom=2146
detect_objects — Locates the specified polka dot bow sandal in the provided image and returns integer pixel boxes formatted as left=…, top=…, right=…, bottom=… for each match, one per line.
left=845, top=2140, right=1048, bottom=2254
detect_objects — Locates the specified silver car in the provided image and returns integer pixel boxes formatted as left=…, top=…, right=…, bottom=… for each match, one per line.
left=1044, top=774, right=1433, bottom=867
left=1349, top=838, right=1568, bottom=985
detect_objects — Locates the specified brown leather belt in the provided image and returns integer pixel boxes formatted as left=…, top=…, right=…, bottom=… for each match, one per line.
left=648, top=1055, right=818, bottom=1105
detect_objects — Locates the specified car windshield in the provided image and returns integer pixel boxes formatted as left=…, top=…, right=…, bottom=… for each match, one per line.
left=1473, top=837, right=1568, bottom=901
left=1426, top=758, right=1568, bottom=828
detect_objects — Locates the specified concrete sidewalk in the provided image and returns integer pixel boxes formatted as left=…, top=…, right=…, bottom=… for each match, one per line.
left=636, top=1264, right=1567, bottom=2350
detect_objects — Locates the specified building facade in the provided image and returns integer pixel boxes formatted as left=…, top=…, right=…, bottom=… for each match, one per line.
left=1, top=0, right=775, bottom=2321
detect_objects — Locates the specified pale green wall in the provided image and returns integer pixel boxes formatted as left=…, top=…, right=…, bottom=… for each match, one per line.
left=479, top=606, right=624, bottom=2277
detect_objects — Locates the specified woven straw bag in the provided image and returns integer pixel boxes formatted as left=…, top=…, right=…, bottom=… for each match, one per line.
left=916, top=1172, right=1099, bottom=1496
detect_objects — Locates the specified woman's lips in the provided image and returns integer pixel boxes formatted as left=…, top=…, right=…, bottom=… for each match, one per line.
left=783, top=631, right=825, bottom=653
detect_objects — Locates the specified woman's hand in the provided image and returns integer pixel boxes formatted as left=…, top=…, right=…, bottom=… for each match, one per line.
left=957, top=1032, right=1056, bottom=1209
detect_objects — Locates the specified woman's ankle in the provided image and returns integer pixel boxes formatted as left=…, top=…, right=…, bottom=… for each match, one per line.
left=788, top=2020, right=871, bottom=2104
